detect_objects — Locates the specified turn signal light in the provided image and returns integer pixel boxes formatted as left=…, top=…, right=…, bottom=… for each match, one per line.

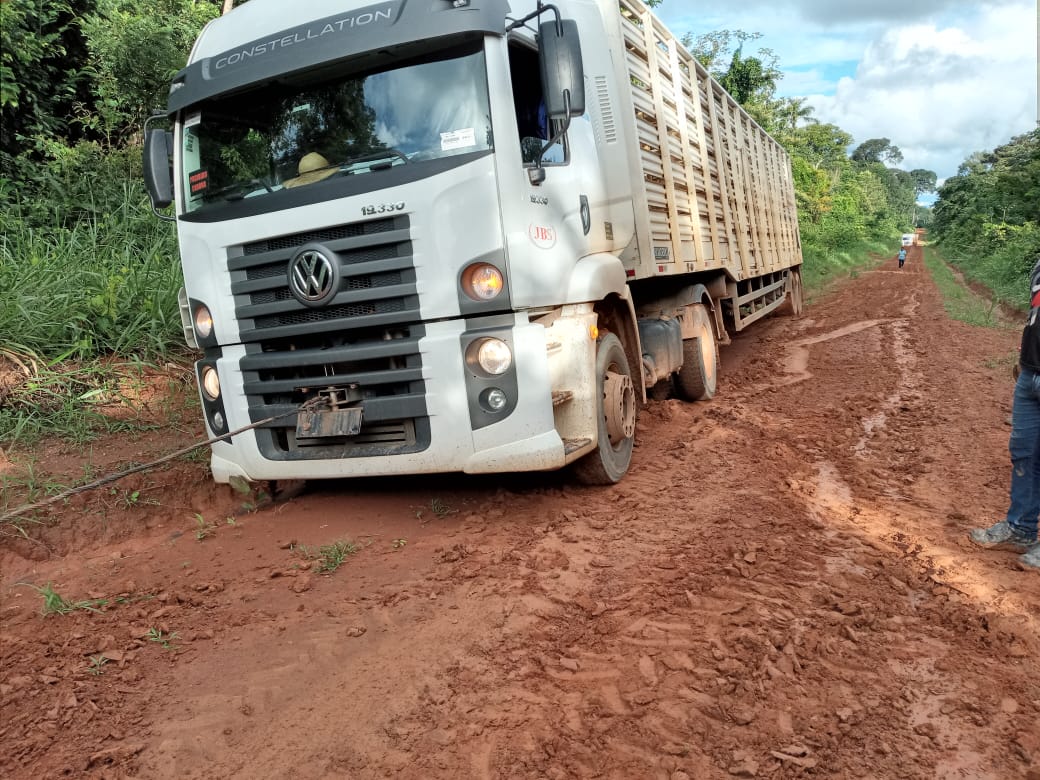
left=461, top=263, right=504, bottom=301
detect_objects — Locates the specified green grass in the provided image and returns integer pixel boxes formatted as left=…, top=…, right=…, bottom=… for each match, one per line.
left=28, top=583, right=107, bottom=616
left=146, top=627, right=179, bottom=649
left=0, top=349, right=168, bottom=445
left=924, top=247, right=1010, bottom=328
left=296, top=539, right=359, bottom=574
left=0, top=186, right=183, bottom=362
left=800, top=237, right=891, bottom=300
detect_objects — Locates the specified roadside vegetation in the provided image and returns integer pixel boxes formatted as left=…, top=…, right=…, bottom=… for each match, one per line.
left=923, top=248, right=1007, bottom=329
left=2, top=0, right=1033, bottom=455
left=931, top=130, right=1040, bottom=311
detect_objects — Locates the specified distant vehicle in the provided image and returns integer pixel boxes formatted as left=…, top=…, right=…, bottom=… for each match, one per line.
left=901, top=234, right=915, bottom=247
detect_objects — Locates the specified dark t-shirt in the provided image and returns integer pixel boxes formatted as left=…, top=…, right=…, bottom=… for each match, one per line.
left=1021, top=256, right=1040, bottom=372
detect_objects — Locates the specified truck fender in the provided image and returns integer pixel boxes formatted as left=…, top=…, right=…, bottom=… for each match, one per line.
left=676, top=283, right=711, bottom=309
left=594, top=288, right=646, bottom=403
left=566, top=253, right=628, bottom=304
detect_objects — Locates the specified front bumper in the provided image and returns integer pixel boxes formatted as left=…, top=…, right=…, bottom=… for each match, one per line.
left=205, top=313, right=566, bottom=481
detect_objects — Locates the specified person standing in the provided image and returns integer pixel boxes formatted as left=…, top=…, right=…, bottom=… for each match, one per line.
left=898, top=247, right=907, bottom=269
left=969, top=254, right=1040, bottom=569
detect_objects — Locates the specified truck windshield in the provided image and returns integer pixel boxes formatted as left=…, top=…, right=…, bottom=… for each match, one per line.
left=180, top=41, right=492, bottom=213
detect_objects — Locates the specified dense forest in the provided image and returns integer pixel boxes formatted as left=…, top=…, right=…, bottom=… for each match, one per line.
left=932, top=130, right=1040, bottom=307
left=0, top=0, right=1035, bottom=436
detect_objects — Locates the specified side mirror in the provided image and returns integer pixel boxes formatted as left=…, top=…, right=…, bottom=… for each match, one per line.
left=143, top=128, right=174, bottom=211
left=538, top=19, right=584, bottom=119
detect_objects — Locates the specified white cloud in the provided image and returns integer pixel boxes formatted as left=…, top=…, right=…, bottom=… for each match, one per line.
left=807, top=5, right=1037, bottom=178
left=656, top=0, right=1038, bottom=180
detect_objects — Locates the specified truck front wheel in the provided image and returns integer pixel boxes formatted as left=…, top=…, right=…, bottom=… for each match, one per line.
left=674, top=303, right=717, bottom=401
left=573, top=333, right=637, bottom=485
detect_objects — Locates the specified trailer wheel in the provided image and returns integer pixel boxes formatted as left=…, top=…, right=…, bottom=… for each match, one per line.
left=674, top=304, right=717, bottom=401
left=573, top=333, right=637, bottom=485
left=785, top=267, right=804, bottom=316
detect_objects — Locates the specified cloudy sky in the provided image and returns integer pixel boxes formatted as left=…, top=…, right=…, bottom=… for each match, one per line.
left=656, top=0, right=1038, bottom=185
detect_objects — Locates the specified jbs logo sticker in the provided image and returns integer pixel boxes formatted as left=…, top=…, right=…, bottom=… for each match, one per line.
left=528, top=223, right=557, bottom=249
left=654, top=246, right=670, bottom=260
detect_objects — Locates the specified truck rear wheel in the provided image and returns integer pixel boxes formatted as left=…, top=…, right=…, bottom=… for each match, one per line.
left=786, top=267, right=804, bottom=316
left=573, top=333, right=637, bottom=485
left=673, top=304, right=717, bottom=401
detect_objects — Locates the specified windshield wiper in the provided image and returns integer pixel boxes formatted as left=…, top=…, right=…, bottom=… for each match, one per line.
left=205, top=179, right=274, bottom=202
left=340, top=148, right=409, bottom=172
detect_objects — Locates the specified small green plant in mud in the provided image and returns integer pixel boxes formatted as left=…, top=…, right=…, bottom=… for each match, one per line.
left=193, top=513, right=217, bottom=541
left=315, top=540, right=358, bottom=573
left=392, top=538, right=407, bottom=549
left=296, top=539, right=359, bottom=573
left=87, top=655, right=110, bottom=676
left=28, top=583, right=106, bottom=616
left=414, top=497, right=457, bottom=522
left=146, top=628, right=179, bottom=650
left=228, top=475, right=270, bottom=513
left=983, top=351, right=1020, bottom=374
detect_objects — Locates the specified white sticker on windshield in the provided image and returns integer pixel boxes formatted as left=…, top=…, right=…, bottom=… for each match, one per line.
left=185, top=111, right=201, bottom=128
left=440, top=128, right=476, bottom=151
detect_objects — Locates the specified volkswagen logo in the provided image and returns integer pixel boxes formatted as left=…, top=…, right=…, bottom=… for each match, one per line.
left=288, top=246, right=338, bottom=307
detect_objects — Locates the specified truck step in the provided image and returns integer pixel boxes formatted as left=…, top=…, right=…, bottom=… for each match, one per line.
left=551, top=390, right=574, bottom=407
left=563, top=437, right=592, bottom=455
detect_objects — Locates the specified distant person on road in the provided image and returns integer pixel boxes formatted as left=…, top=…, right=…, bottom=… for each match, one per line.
left=898, top=248, right=907, bottom=269
left=969, top=253, right=1040, bottom=570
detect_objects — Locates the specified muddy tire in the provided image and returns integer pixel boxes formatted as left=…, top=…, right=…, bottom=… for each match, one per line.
left=673, top=304, right=717, bottom=402
left=784, top=266, right=804, bottom=316
left=268, top=479, right=307, bottom=502
left=573, top=333, right=637, bottom=485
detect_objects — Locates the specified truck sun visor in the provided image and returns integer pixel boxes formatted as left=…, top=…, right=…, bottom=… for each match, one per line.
left=166, top=0, right=511, bottom=114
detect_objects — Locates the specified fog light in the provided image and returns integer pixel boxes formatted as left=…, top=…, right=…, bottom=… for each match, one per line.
left=201, top=365, right=221, bottom=400
left=212, top=410, right=225, bottom=430
left=194, top=305, right=213, bottom=339
left=483, top=388, right=508, bottom=411
left=476, top=338, right=512, bottom=375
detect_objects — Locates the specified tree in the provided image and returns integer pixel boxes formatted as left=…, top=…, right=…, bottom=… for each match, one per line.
left=908, top=168, right=937, bottom=196
left=850, top=138, right=903, bottom=166
left=775, top=97, right=817, bottom=133
left=785, top=123, right=852, bottom=171
left=719, top=48, right=778, bottom=107
left=683, top=30, right=762, bottom=78
left=80, top=0, right=220, bottom=140
left=0, top=0, right=97, bottom=166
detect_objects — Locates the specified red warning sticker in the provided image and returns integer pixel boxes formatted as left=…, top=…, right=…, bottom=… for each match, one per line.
left=188, top=169, right=209, bottom=196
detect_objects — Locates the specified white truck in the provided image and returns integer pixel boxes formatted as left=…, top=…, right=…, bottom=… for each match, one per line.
left=143, top=0, right=803, bottom=487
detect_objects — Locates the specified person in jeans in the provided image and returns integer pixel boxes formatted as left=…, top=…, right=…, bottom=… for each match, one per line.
left=969, top=254, right=1040, bottom=569
left=898, top=247, right=907, bottom=269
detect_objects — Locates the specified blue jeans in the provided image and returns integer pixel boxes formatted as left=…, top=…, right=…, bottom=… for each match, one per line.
left=1006, top=367, right=1040, bottom=538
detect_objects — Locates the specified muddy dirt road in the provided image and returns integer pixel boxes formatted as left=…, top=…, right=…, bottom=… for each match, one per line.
left=2, top=247, right=1039, bottom=779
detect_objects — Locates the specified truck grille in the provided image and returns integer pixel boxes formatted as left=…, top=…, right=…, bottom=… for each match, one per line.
left=228, top=216, right=429, bottom=459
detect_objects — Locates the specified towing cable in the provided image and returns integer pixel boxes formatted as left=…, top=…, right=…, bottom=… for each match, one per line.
left=1, top=397, right=327, bottom=524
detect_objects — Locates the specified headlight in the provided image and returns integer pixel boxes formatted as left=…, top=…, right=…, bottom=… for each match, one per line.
left=462, top=263, right=504, bottom=301
left=476, top=338, right=512, bottom=375
left=194, top=305, right=213, bottom=339
left=201, top=365, right=221, bottom=400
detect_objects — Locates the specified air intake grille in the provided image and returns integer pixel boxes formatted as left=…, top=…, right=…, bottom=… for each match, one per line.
left=227, top=215, right=429, bottom=460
